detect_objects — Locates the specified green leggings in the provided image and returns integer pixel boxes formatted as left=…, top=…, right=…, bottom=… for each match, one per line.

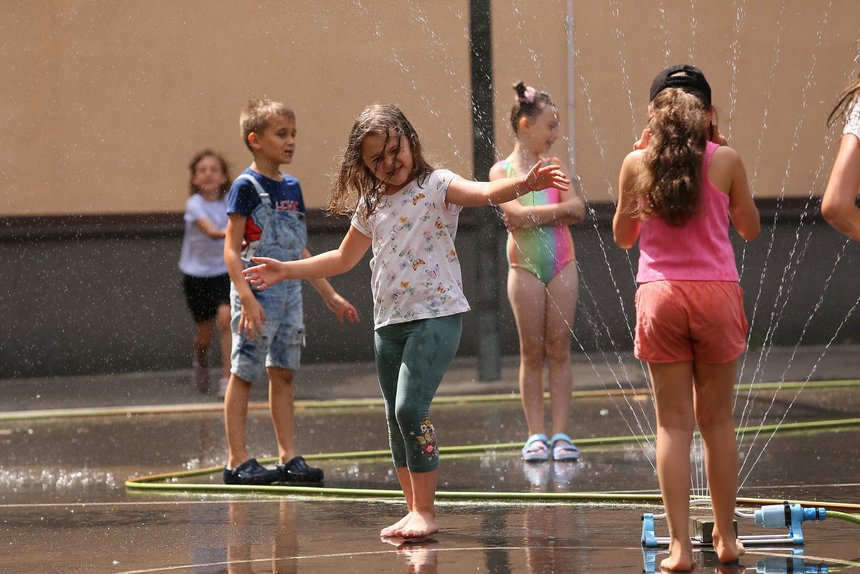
left=373, top=314, right=463, bottom=472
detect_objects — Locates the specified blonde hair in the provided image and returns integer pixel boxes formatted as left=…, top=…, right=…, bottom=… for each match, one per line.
left=239, top=98, right=295, bottom=150
left=634, top=88, right=710, bottom=227
left=330, top=104, right=433, bottom=218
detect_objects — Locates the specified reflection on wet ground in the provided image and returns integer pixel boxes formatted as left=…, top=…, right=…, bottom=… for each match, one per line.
left=2, top=388, right=859, bottom=572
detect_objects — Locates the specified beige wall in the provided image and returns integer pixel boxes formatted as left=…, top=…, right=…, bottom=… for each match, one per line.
left=1, top=1, right=856, bottom=216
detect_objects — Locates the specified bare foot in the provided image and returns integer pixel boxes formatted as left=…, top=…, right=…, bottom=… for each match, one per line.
left=381, top=512, right=413, bottom=537
left=397, top=510, right=439, bottom=539
left=660, top=539, right=695, bottom=572
left=712, top=530, right=745, bottom=564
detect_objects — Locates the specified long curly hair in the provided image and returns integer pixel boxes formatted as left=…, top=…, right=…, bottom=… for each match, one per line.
left=634, top=88, right=710, bottom=227
left=330, top=104, right=433, bottom=219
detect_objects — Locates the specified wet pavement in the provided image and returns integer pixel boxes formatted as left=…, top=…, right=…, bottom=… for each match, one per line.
left=2, top=347, right=860, bottom=572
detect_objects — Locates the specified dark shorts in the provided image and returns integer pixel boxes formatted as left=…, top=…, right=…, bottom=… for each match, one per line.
left=183, top=274, right=230, bottom=323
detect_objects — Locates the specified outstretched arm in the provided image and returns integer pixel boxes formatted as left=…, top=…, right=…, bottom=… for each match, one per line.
left=446, top=160, right=570, bottom=207
left=821, top=134, right=860, bottom=241
left=613, top=152, right=642, bottom=249
left=243, top=225, right=371, bottom=287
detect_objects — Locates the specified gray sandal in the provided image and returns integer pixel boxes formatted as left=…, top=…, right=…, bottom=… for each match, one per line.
left=550, top=433, right=580, bottom=461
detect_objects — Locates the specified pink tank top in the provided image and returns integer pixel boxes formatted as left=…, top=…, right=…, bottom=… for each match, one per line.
left=636, top=141, right=739, bottom=283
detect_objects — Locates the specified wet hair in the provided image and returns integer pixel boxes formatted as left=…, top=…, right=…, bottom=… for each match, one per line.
left=827, top=73, right=860, bottom=128
left=510, top=82, right=554, bottom=134
left=634, top=88, right=710, bottom=227
left=188, top=149, right=231, bottom=198
left=239, top=98, right=295, bottom=151
left=330, top=104, right=433, bottom=218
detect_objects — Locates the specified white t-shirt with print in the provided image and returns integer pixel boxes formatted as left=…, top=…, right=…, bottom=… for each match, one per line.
left=351, top=169, right=471, bottom=329
left=843, top=99, right=860, bottom=140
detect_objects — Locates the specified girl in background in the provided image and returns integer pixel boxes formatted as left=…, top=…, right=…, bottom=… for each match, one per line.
left=491, top=82, right=585, bottom=463
left=613, top=65, right=759, bottom=571
left=243, top=103, right=569, bottom=540
left=179, top=150, right=232, bottom=397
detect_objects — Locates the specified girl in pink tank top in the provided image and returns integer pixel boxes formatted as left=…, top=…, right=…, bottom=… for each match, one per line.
left=613, top=65, right=760, bottom=572
left=636, top=140, right=739, bottom=283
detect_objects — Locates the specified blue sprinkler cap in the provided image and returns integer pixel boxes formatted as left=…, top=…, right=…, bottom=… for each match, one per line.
left=755, top=503, right=791, bottom=528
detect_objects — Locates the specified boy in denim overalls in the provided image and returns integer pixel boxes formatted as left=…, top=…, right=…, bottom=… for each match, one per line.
left=222, top=99, right=359, bottom=485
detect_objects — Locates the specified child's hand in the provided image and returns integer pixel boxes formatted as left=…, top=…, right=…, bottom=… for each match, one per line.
left=502, top=209, right=538, bottom=231
left=524, top=160, right=570, bottom=192
left=243, top=257, right=286, bottom=291
left=324, top=293, right=360, bottom=324
left=710, top=122, right=728, bottom=146
left=634, top=128, right=652, bottom=150
left=239, top=298, right=266, bottom=340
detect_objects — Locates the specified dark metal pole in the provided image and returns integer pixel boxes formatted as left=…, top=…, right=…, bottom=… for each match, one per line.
left=469, top=0, right=501, bottom=381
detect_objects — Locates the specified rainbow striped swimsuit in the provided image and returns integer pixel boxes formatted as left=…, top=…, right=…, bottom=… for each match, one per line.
left=499, top=159, right=576, bottom=285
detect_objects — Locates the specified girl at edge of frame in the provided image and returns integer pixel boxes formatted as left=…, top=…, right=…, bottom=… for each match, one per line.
left=613, top=65, right=760, bottom=571
left=490, top=82, right=586, bottom=466
left=179, top=149, right=233, bottom=397
left=242, top=103, right=570, bottom=540
left=821, top=70, right=860, bottom=240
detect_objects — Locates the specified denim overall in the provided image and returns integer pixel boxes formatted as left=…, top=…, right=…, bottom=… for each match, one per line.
left=230, top=174, right=307, bottom=382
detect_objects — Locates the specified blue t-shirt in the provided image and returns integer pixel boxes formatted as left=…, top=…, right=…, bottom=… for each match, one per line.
left=226, top=169, right=306, bottom=246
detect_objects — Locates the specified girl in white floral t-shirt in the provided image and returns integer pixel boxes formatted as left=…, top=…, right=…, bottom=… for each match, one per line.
left=822, top=73, right=860, bottom=240
left=243, top=103, right=569, bottom=541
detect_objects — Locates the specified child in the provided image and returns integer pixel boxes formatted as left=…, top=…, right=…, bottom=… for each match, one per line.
left=612, top=65, right=759, bottom=571
left=178, top=150, right=232, bottom=397
left=821, top=72, right=860, bottom=240
left=243, top=103, right=569, bottom=538
left=222, top=99, right=359, bottom=486
left=490, top=82, right=585, bottom=463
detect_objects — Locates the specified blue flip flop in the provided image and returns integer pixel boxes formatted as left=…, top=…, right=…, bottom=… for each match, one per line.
left=550, top=433, right=580, bottom=461
left=521, top=433, right=549, bottom=462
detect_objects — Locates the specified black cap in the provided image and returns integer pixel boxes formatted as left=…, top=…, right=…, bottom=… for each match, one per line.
left=649, top=64, right=711, bottom=107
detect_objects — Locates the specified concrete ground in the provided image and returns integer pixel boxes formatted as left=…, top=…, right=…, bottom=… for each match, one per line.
left=3, top=344, right=858, bottom=411
left=1, top=346, right=859, bottom=572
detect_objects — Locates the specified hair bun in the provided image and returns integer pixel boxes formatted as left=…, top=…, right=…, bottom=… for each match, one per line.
left=513, top=82, right=537, bottom=105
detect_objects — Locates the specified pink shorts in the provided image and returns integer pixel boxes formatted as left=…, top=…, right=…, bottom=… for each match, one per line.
left=634, top=280, right=748, bottom=364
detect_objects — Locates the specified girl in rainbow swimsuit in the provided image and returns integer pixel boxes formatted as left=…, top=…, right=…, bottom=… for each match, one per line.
left=490, top=82, right=586, bottom=464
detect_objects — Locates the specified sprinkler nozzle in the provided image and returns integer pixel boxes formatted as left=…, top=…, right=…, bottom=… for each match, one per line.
left=754, top=502, right=826, bottom=528
left=754, top=502, right=826, bottom=545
